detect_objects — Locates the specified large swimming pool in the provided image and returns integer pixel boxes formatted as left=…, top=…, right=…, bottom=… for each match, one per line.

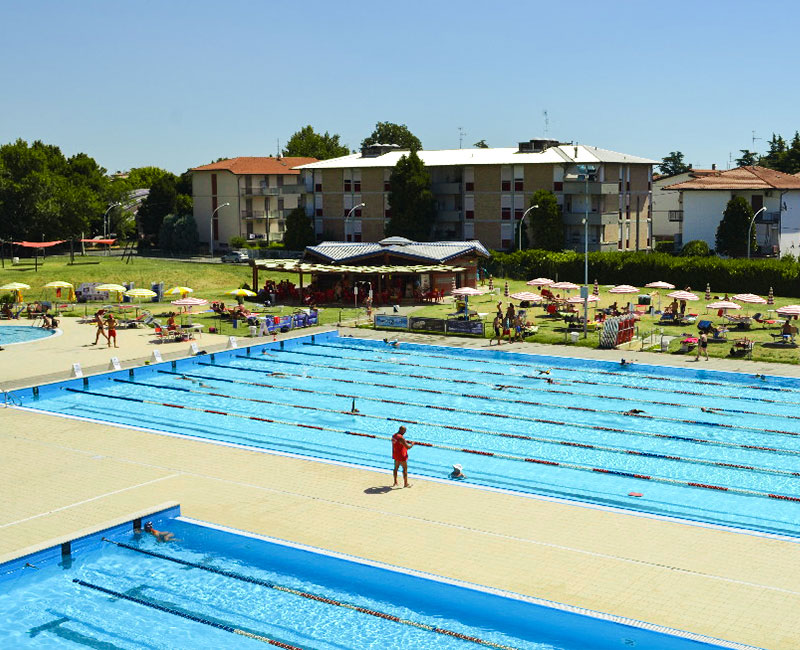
left=13, top=331, right=800, bottom=537
left=0, top=510, right=738, bottom=649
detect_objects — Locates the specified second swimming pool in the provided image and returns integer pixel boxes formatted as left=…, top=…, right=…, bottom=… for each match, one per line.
left=13, top=331, right=800, bottom=537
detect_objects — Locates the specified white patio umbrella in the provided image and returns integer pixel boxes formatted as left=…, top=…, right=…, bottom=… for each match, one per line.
left=550, top=281, right=579, bottom=292
left=732, top=293, right=767, bottom=304
left=526, top=278, right=553, bottom=287
left=666, top=290, right=699, bottom=301
left=1, top=281, right=31, bottom=302
left=645, top=281, right=674, bottom=310
left=171, top=296, right=209, bottom=307
left=452, top=286, right=485, bottom=316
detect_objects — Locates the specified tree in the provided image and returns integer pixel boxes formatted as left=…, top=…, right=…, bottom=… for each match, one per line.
left=523, top=190, right=564, bottom=251
left=361, top=122, right=422, bottom=151
left=385, top=150, right=436, bottom=240
left=715, top=196, right=755, bottom=257
left=735, top=150, right=759, bottom=167
left=657, top=151, right=691, bottom=176
left=283, top=125, right=350, bottom=160
left=760, top=133, right=788, bottom=171
left=158, top=213, right=199, bottom=254
left=137, top=173, right=178, bottom=239
left=681, top=240, right=711, bottom=256
left=283, top=206, right=316, bottom=250
left=473, top=139, right=489, bottom=148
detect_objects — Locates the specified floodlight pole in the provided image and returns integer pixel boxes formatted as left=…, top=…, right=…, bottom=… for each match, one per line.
left=747, top=207, right=767, bottom=259
left=103, top=203, right=121, bottom=255
left=209, top=202, right=231, bottom=258
left=518, top=204, right=539, bottom=251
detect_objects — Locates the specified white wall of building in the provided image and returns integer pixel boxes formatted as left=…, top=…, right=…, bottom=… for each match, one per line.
left=192, top=171, right=240, bottom=249
left=652, top=173, right=692, bottom=239
left=779, top=191, right=800, bottom=257
left=681, top=192, right=730, bottom=247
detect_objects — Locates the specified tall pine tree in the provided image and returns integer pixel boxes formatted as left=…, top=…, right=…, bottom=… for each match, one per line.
left=385, top=150, right=436, bottom=241
left=715, top=196, right=755, bottom=257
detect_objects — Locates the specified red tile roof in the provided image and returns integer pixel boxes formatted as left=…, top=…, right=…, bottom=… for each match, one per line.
left=666, top=166, right=800, bottom=190
left=191, top=157, right=317, bottom=175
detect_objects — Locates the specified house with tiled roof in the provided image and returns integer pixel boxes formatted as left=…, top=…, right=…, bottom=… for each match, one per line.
left=191, top=156, right=317, bottom=251
left=652, top=167, right=719, bottom=247
left=665, top=166, right=800, bottom=256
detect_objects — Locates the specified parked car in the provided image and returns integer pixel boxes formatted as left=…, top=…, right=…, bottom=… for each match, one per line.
left=221, top=250, right=249, bottom=263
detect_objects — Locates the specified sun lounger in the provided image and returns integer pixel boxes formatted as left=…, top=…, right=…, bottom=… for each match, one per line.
left=730, top=338, right=754, bottom=359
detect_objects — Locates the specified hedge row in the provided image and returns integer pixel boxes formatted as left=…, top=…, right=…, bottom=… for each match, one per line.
left=486, top=250, right=800, bottom=298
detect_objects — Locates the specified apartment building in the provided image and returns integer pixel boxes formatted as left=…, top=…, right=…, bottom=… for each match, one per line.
left=295, top=140, right=656, bottom=251
left=191, top=156, right=316, bottom=249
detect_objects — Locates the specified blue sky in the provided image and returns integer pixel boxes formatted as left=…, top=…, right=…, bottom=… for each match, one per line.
left=2, top=0, right=799, bottom=174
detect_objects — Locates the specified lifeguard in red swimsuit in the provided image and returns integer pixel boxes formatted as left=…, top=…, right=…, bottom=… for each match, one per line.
left=391, top=426, right=415, bottom=488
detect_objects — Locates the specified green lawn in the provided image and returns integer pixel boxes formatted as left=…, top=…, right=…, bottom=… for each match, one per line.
left=3, top=256, right=798, bottom=363
left=401, top=277, right=800, bottom=363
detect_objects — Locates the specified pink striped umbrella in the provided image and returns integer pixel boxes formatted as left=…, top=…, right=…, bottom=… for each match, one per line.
left=667, top=290, right=699, bottom=301
left=171, top=297, right=209, bottom=307
left=550, top=281, right=579, bottom=291
left=768, top=287, right=774, bottom=305
left=509, top=291, right=542, bottom=302
left=566, top=294, right=600, bottom=304
left=776, top=304, right=800, bottom=316
left=609, top=284, right=639, bottom=294
left=645, top=281, right=675, bottom=290
left=732, top=293, right=767, bottom=304
left=705, top=283, right=711, bottom=301
left=526, top=278, right=554, bottom=287
left=706, top=300, right=741, bottom=310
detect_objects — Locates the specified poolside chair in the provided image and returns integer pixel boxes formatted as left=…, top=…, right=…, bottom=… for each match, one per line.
left=657, top=312, right=676, bottom=325
left=697, top=320, right=713, bottom=334
left=730, top=338, right=754, bottom=359
left=754, top=312, right=779, bottom=328
left=709, top=326, right=729, bottom=343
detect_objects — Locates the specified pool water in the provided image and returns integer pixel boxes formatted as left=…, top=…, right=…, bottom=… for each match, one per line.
left=0, top=517, right=727, bottom=649
left=0, top=325, right=56, bottom=345
left=15, top=332, right=800, bottom=537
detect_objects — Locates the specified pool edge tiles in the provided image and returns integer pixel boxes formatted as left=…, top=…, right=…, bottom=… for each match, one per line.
left=0, top=501, right=180, bottom=580
left=179, top=516, right=761, bottom=650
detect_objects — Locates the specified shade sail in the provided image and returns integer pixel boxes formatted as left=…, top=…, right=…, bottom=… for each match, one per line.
left=13, top=240, right=65, bottom=248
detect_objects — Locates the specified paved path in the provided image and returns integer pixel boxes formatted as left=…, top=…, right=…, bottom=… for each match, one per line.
left=2, top=325, right=799, bottom=649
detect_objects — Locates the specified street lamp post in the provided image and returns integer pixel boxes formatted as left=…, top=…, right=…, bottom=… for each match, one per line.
left=103, top=203, right=121, bottom=256
left=517, top=204, right=539, bottom=251
left=747, top=206, right=767, bottom=259
left=209, top=202, right=231, bottom=258
left=345, top=203, right=365, bottom=242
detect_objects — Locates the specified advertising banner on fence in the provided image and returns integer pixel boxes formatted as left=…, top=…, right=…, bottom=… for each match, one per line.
left=446, top=319, right=485, bottom=336
left=375, top=315, right=409, bottom=330
left=409, top=317, right=446, bottom=332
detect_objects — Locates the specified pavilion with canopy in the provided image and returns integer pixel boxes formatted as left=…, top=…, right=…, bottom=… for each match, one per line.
left=249, top=237, right=490, bottom=306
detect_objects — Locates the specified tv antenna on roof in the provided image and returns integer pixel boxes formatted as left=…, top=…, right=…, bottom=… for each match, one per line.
left=752, top=130, right=762, bottom=147
left=543, top=110, right=549, bottom=138
left=458, top=127, right=466, bottom=149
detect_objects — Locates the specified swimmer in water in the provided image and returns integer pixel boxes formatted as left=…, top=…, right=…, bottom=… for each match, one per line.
left=620, top=358, right=631, bottom=366
left=623, top=408, right=645, bottom=415
left=383, top=338, right=400, bottom=348
left=143, top=521, right=174, bottom=542
left=537, top=369, right=551, bottom=375
left=701, top=407, right=721, bottom=414
left=755, top=373, right=766, bottom=381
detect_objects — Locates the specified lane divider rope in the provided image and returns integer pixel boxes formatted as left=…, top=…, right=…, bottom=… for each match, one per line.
left=72, top=578, right=302, bottom=648
left=316, top=340, right=800, bottom=396
left=142, top=373, right=800, bottom=478
left=295, top=343, right=800, bottom=407
left=63, top=386, right=800, bottom=503
left=231, top=355, right=800, bottom=440
left=103, top=538, right=519, bottom=650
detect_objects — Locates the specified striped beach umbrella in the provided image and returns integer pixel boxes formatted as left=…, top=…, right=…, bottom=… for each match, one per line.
left=768, top=287, right=774, bottom=305
left=705, top=283, right=711, bottom=301
left=776, top=304, right=800, bottom=316
left=592, top=279, right=599, bottom=296
left=124, top=288, right=157, bottom=299
left=504, top=280, right=509, bottom=297
left=488, top=275, right=494, bottom=291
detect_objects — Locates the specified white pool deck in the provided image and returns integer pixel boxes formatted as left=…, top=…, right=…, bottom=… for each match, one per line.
left=1, top=320, right=799, bottom=649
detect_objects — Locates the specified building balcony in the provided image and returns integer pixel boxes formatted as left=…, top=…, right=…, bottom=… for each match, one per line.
left=436, top=209, right=463, bottom=222
left=562, top=211, right=619, bottom=226
left=758, top=211, right=781, bottom=223
left=431, top=182, right=462, bottom=195
left=668, top=210, right=683, bottom=222
left=241, top=210, right=266, bottom=220
left=561, top=181, right=619, bottom=195
left=240, top=184, right=306, bottom=197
